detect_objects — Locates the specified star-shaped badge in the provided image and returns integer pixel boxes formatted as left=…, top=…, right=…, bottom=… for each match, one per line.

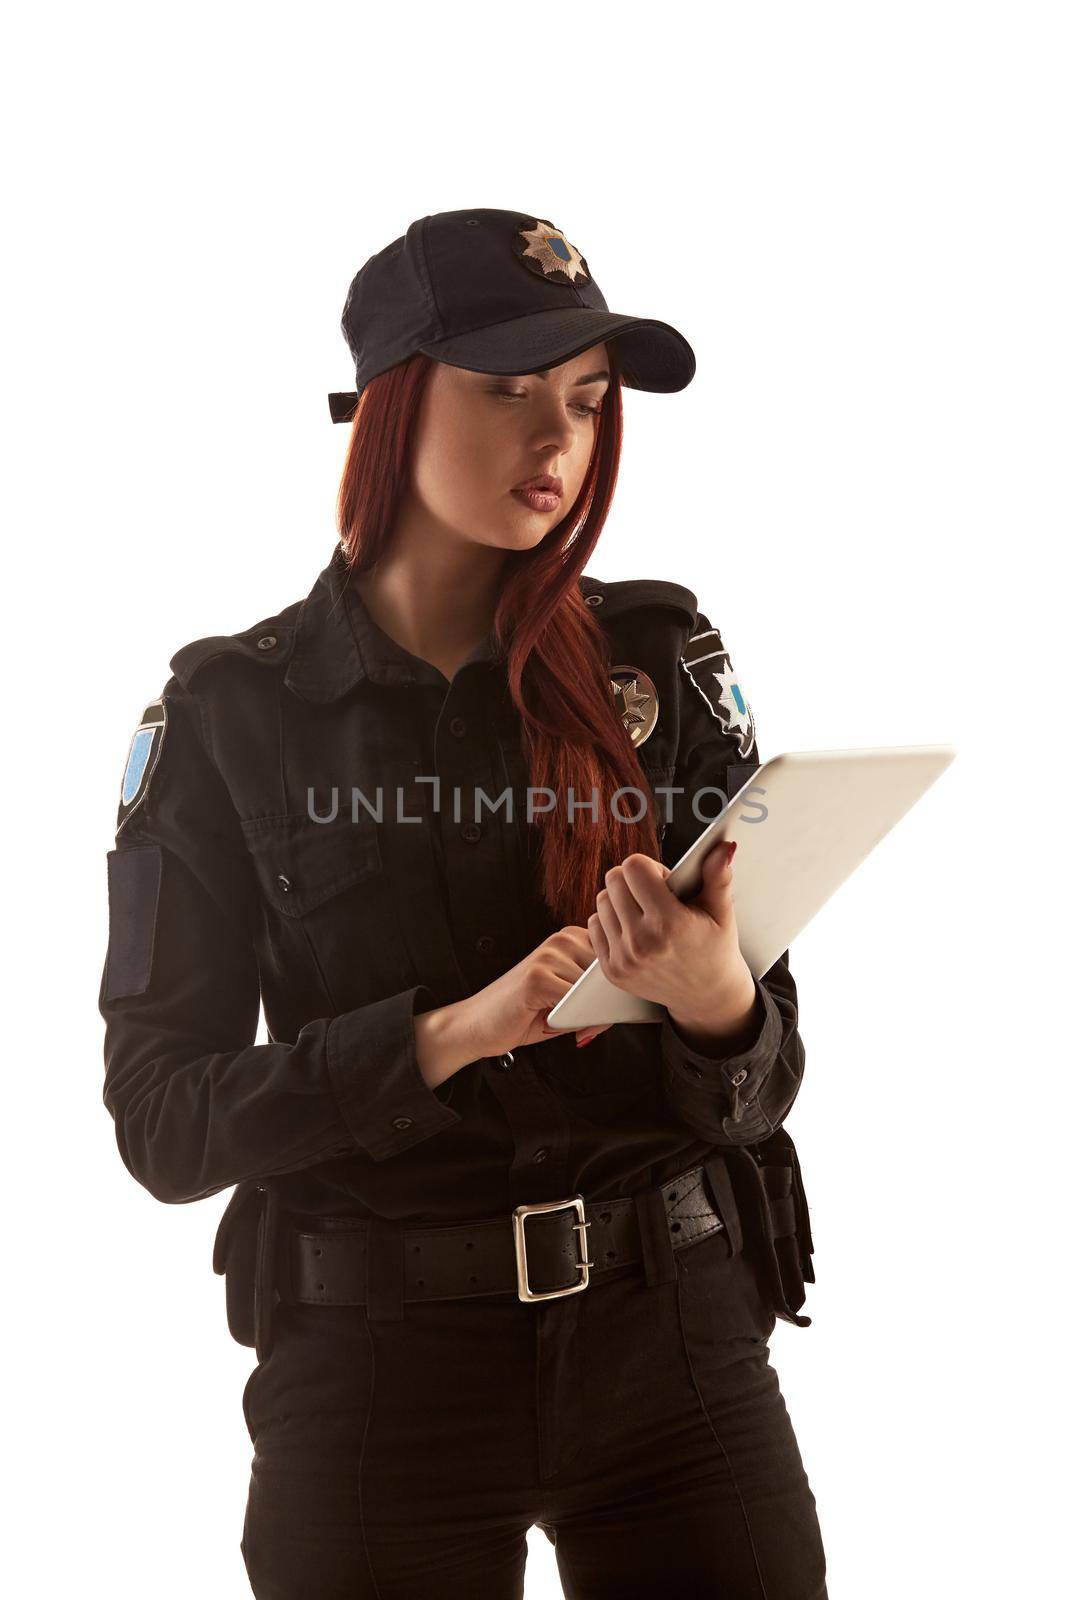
left=512, top=219, right=590, bottom=286
left=712, top=662, right=753, bottom=745
left=609, top=664, right=659, bottom=748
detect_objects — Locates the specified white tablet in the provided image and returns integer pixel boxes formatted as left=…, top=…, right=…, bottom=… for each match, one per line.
left=545, top=744, right=956, bottom=1031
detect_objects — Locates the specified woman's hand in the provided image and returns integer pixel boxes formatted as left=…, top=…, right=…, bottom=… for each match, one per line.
left=461, top=926, right=614, bottom=1060
left=587, top=840, right=759, bottom=1051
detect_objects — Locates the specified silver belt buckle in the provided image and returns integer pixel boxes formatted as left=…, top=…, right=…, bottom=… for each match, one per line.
left=512, top=1195, right=592, bottom=1303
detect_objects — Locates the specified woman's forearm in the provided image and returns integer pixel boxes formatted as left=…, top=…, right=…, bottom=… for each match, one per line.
left=414, top=997, right=487, bottom=1089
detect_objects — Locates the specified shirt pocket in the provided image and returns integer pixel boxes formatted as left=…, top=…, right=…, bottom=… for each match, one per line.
left=240, top=815, right=422, bottom=1013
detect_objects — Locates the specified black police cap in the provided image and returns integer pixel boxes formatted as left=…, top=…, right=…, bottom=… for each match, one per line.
left=327, top=208, right=696, bottom=423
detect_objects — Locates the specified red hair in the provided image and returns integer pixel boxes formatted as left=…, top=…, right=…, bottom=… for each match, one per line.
left=334, top=351, right=662, bottom=928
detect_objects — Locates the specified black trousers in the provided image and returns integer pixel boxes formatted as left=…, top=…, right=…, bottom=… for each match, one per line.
left=240, top=1227, right=828, bottom=1599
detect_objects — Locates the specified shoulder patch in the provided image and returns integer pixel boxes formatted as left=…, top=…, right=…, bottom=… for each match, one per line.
left=680, top=621, right=757, bottom=759
left=117, top=697, right=167, bottom=834
left=578, top=574, right=697, bottom=625
left=169, top=624, right=295, bottom=690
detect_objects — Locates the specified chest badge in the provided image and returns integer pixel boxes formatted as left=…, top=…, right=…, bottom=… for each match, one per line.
left=608, top=664, right=659, bottom=748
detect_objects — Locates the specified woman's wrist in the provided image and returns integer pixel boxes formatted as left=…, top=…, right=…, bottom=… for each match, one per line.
left=667, top=972, right=760, bottom=1056
left=414, top=997, right=490, bottom=1089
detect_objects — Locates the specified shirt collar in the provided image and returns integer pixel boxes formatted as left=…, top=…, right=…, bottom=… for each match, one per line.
left=284, top=544, right=501, bottom=702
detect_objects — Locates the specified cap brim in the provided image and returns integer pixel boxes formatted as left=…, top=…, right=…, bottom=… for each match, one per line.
left=327, top=306, right=695, bottom=422
left=420, top=307, right=695, bottom=394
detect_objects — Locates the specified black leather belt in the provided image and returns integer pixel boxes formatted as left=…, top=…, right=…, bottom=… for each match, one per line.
left=281, top=1161, right=724, bottom=1308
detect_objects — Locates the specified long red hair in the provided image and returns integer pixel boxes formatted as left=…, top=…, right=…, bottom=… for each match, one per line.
left=334, top=351, right=662, bottom=928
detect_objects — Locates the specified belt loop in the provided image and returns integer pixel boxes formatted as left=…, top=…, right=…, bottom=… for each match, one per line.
left=703, top=1154, right=743, bottom=1257
left=634, top=1187, right=678, bottom=1288
left=366, top=1217, right=406, bottom=1322
left=253, top=1180, right=281, bottom=1361
left=275, top=1216, right=295, bottom=1305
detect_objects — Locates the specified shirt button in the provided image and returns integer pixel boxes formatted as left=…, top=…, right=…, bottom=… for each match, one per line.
left=730, top=1068, right=749, bottom=1087
left=474, top=934, right=496, bottom=956
left=449, top=715, right=467, bottom=738
left=496, top=1051, right=515, bottom=1071
left=584, top=593, right=604, bottom=607
left=391, top=1116, right=413, bottom=1131
left=276, top=874, right=291, bottom=893
left=257, top=635, right=278, bottom=650
left=460, top=822, right=482, bottom=844
left=532, top=1147, right=550, bottom=1163
left=685, top=1062, right=703, bottom=1078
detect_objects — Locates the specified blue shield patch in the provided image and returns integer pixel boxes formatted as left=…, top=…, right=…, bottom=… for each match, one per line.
left=117, top=697, right=167, bottom=833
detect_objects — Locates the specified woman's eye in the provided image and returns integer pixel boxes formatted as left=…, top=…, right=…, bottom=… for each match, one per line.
left=490, top=390, right=602, bottom=418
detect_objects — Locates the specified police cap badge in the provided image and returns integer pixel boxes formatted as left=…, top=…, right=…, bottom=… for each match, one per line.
left=512, top=219, right=591, bottom=286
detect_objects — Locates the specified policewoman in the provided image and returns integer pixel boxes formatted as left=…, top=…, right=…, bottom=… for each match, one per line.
left=100, top=208, right=827, bottom=1599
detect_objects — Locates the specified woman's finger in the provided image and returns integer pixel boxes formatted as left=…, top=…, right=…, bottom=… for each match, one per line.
left=601, top=862, right=644, bottom=935
left=594, top=883, right=625, bottom=948
left=697, top=840, right=738, bottom=929
left=619, top=853, right=674, bottom=917
left=587, top=910, right=612, bottom=967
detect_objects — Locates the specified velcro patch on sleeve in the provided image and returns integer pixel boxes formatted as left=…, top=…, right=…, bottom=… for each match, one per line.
left=104, top=845, right=163, bottom=1000
left=726, top=761, right=763, bottom=800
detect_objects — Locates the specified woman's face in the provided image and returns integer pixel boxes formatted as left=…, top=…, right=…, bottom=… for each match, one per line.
left=405, top=343, right=612, bottom=553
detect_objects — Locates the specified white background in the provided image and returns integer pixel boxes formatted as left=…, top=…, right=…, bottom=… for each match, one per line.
left=4, top=3, right=1064, bottom=1595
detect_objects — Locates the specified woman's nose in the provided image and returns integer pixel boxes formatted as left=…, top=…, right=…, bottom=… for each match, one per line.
left=532, top=404, right=577, bottom=451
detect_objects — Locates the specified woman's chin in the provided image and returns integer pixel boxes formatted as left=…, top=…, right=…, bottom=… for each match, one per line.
left=498, top=505, right=568, bottom=548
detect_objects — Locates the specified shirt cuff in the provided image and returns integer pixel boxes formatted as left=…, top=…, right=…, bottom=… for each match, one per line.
left=660, top=978, right=784, bottom=1139
left=325, top=984, right=462, bottom=1161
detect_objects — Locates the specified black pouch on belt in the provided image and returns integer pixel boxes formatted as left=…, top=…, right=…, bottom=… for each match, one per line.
left=212, top=1179, right=283, bottom=1358
left=728, top=1127, right=816, bottom=1327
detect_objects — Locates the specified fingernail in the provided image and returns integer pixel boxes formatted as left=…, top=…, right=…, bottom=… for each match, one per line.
left=576, top=1033, right=592, bottom=1048
left=723, top=840, right=737, bottom=863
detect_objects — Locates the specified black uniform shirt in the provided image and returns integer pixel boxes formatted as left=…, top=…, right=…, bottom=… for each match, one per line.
left=99, top=545, right=805, bottom=1226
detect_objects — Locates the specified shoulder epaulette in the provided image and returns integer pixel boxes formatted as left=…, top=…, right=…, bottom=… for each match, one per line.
left=577, top=573, right=697, bottom=625
left=169, top=621, right=296, bottom=690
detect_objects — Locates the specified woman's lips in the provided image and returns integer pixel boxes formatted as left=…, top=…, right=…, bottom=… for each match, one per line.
left=511, top=486, right=562, bottom=513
